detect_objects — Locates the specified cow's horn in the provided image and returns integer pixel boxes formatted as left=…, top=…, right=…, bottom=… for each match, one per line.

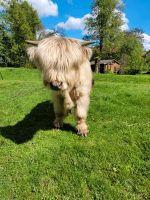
left=25, top=40, right=39, bottom=46
left=80, top=40, right=95, bottom=46
left=67, top=37, right=95, bottom=46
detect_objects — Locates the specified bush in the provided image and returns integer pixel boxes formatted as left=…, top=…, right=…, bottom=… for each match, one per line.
left=125, top=68, right=140, bottom=75
left=24, top=62, right=37, bottom=69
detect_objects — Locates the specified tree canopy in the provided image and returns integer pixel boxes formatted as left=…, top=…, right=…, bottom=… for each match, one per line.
left=85, top=0, right=124, bottom=52
left=85, top=0, right=147, bottom=74
left=0, top=0, right=42, bottom=67
left=119, top=30, right=145, bottom=74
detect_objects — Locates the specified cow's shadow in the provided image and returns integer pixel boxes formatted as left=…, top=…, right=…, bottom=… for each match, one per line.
left=0, top=101, right=76, bottom=144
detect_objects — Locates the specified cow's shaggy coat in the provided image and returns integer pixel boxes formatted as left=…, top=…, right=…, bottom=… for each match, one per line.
left=27, top=36, right=92, bottom=136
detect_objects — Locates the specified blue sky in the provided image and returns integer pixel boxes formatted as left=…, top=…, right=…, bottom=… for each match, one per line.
left=27, top=0, right=150, bottom=50
left=124, top=0, right=150, bottom=34
left=40, top=0, right=93, bottom=39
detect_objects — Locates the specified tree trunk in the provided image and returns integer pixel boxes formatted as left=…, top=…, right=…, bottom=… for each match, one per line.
left=99, top=37, right=103, bottom=52
left=95, top=60, right=99, bottom=73
left=96, top=37, right=103, bottom=73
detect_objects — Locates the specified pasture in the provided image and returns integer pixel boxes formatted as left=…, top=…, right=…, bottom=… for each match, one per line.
left=0, top=68, right=150, bottom=199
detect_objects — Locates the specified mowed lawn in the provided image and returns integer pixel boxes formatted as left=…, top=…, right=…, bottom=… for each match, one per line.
left=0, top=67, right=150, bottom=200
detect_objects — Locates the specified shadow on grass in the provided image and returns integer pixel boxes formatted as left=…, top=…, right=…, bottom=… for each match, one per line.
left=0, top=101, right=76, bottom=144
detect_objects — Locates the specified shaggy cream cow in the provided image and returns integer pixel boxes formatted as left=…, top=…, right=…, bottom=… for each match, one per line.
left=26, top=36, right=93, bottom=136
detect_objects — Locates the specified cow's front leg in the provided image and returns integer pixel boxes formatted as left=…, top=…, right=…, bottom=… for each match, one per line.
left=75, top=94, right=90, bottom=137
left=52, top=93, right=65, bottom=129
left=63, top=90, right=74, bottom=111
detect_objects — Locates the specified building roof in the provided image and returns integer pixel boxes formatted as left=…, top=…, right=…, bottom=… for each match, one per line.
left=90, top=61, right=96, bottom=65
left=99, top=59, right=120, bottom=64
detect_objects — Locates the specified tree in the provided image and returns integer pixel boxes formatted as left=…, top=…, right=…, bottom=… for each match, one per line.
left=84, top=0, right=145, bottom=74
left=85, top=0, right=124, bottom=53
left=7, top=0, right=42, bottom=41
left=119, top=30, right=145, bottom=74
left=144, top=51, right=150, bottom=73
left=0, top=20, right=18, bottom=67
left=0, top=0, right=42, bottom=67
left=0, top=24, right=12, bottom=66
left=130, top=28, right=144, bottom=42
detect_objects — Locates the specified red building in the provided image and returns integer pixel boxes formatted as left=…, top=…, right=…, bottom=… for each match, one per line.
left=91, top=59, right=121, bottom=73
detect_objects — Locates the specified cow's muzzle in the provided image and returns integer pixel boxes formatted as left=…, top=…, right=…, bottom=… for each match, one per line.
left=50, top=81, right=63, bottom=91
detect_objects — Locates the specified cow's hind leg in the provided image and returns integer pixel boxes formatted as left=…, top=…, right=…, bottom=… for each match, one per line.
left=75, top=94, right=90, bottom=137
left=52, top=93, right=65, bottom=129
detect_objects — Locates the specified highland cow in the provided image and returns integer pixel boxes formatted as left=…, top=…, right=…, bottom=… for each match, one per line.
left=26, top=36, right=93, bottom=136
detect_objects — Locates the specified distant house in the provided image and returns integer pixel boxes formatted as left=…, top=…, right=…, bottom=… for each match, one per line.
left=91, top=59, right=121, bottom=73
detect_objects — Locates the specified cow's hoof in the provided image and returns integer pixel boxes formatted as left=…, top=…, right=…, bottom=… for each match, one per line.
left=53, top=119, right=63, bottom=129
left=77, top=124, right=88, bottom=137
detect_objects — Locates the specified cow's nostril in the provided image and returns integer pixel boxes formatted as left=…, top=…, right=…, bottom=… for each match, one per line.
left=50, top=82, right=53, bottom=87
left=50, top=82, right=61, bottom=90
left=59, top=82, right=63, bottom=87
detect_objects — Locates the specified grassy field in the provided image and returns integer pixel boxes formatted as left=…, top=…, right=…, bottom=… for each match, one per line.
left=0, top=67, right=150, bottom=200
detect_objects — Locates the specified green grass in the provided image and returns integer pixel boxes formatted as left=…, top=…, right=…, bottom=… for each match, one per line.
left=0, top=67, right=150, bottom=200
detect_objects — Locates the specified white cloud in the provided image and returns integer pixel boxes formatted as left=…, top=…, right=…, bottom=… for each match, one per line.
left=56, top=11, right=129, bottom=35
left=114, top=9, right=129, bottom=31
left=143, top=33, right=150, bottom=43
left=56, top=14, right=91, bottom=33
left=144, top=43, right=150, bottom=51
left=27, top=0, right=58, bottom=17
left=120, top=12, right=129, bottom=31
left=0, top=0, right=58, bottom=17
left=143, top=33, right=150, bottom=50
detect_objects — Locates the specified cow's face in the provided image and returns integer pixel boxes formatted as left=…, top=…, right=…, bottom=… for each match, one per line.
left=43, top=80, right=68, bottom=91
left=27, top=37, right=93, bottom=91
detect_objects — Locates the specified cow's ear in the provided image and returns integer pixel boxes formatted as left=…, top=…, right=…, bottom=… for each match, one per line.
left=84, top=47, right=93, bottom=60
left=27, top=46, right=37, bottom=62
